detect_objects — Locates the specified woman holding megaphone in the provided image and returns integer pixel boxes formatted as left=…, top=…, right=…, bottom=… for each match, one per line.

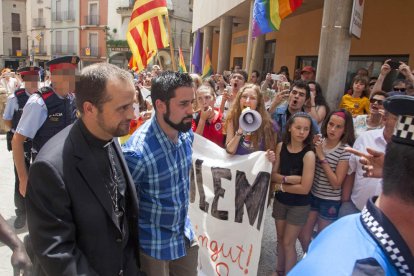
left=225, top=84, right=278, bottom=157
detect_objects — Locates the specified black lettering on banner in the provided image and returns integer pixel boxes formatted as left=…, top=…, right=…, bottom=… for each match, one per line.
left=195, top=159, right=209, bottom=212
left=211, top=167, right=231, bottom=220
left=234, top=171, right=270, bottom=231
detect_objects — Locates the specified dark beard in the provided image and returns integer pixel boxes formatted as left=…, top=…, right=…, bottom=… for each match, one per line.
left=164, top=104, right=192, bottom=132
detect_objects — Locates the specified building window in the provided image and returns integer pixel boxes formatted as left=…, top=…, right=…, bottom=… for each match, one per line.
left=67, top=0, right=75, bottom=20
left=88, top=32, right=99, bottom=56
left=54, top=0, right=63, bottom=21
left=12, top=37, right=21, bottom=55
left=88, top=2, right=99, bottom=25
left=263, top=40, right=276, bottom=75
left=11, top=13, right=21, bottom=32
left=68, top=31, right=75, bottom=53
left=55, top=31, right=62, bottom=53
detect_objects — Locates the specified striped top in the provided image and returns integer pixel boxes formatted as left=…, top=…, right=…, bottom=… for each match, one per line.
left=311, top=143, right=350, bottom=201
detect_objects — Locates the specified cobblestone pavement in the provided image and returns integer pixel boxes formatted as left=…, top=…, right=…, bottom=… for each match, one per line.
left=0, top=134, right=302, bottom=275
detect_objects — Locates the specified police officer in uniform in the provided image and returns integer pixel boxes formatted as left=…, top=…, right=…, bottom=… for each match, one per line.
left=289, top=95, right=414, bottom=275
left=12, top=56, right=79, bottom=198
left=3, top=66, right=39, bottom=229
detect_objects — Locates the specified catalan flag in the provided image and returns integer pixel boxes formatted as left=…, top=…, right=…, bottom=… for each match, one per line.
left=127, top=0, right=169, bottom=73
left=128, top=55, right=138, bottom=72
left=252, top=0, right=303, bottom=38
left=178, top=47, right=187, bottom=73
left=201, top=48, right=213, bottom=79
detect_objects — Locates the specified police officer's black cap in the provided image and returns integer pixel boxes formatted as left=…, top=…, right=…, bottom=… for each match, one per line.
left=46, top=55, right=80, bottom=72
left=17, top=66, right=40, bottom=75
left=384, top=95, right=414, bottom=146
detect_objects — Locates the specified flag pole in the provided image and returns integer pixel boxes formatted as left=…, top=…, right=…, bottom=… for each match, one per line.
left=165, top=15, right=177, bottom=71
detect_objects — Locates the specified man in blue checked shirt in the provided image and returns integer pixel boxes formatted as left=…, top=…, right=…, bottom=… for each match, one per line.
left=123, top=71, right=198, bottom=276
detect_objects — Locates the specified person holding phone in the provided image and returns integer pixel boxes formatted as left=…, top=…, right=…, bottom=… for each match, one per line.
left=370, top=59, right=414, bottom=96
left=1, top=69, right=22, bottom=95
left=215, top=70, right=247, bottom=119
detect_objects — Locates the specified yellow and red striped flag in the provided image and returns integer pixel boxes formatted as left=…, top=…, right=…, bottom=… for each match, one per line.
left=129, top=55, right=138, bottom=72
left=127, top=0, right=169, bottom=73
left=178, top=47, right=187, bottom=73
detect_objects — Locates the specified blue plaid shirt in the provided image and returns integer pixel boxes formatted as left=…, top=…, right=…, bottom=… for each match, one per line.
left=122, top=116, right=195, bottom=260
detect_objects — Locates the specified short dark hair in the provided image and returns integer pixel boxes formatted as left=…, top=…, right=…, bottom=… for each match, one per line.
left=231, top=70, right=248, bottom=82
left=383, top=143, right=414, bottom=204
left=292, top=80, right=311, bottom=100
left=370, top=90, right=389, bottom=100
left=75, top=63, right=133, bottom=114
left=151, top=71, right=193, bottom=110
left=321, top=109, right=355, bottom=146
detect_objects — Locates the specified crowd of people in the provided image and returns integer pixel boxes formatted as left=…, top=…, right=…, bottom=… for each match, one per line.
left=0, top=57, right=413, bottom=276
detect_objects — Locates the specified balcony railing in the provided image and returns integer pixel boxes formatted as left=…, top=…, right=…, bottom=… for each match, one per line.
left=82, top=47, right=99, bottom=57
left=12, top=23, right=21, bottom=32
left=9, top=49, right=28, bottom=57
left=52, top=12, right=63, bottom=22
left=33, top=18, right=46, bottom=28
left=34, top=46, right=47, bottom=55
left=51, top=45, right=77, bottom=55
left=65, top=10, right=75, bottom=21
left=84, top=15, right=99, bottom=25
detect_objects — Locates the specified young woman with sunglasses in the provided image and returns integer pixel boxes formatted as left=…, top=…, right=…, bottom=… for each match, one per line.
left=353, top=91, right=388, bottom=138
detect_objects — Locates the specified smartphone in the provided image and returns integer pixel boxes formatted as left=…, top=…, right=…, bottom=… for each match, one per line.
left=387, top=60, right=400, bottom=70
left=282, top=81, right=290, bottom=90
left=271, top=74, right=283, bottom=81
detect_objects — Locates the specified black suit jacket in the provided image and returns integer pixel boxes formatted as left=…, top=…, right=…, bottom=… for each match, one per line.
left=26, top=120, right=140, bottom=276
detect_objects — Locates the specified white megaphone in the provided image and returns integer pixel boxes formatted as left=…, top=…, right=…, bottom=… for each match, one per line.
left=239, top=107, right=262, bottom=133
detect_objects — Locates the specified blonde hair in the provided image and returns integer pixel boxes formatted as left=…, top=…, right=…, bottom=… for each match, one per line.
left=225, top=84, right=277, bottom=152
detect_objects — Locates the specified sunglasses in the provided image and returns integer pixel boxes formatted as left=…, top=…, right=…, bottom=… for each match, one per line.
left=393, top=87, right=406, bottom=92
left=369, top=98, right=384, bottom=105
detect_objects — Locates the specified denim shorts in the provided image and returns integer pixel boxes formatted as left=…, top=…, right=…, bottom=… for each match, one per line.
left=310, top=194, right=341, bottom=221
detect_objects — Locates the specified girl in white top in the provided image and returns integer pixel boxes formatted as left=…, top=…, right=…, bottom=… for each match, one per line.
left=299, top=109, right=355, bottom=253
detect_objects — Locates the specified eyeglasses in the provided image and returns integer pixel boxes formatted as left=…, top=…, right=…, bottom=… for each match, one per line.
left=393, top=87, right=406, bottom=92
left=369, top=98, right=384, bottom=105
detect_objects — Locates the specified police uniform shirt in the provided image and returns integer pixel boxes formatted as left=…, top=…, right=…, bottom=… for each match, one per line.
left=15, top=92, right=74, bottom=139
left=2, top=91, right=31, bottom=122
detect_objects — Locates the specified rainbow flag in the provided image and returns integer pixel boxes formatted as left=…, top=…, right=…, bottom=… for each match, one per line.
left=178, top=47, right=187, bottom=73
left=252, top=0, right=303, bottom=38
left=202, top=48, right=213, bottom=79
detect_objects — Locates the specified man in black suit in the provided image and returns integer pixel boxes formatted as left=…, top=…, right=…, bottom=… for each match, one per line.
left=26, top=63, right=140, bottom=275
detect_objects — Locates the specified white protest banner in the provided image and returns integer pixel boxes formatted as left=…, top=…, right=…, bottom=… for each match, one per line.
left=189, top=134, right=272, bottom=276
